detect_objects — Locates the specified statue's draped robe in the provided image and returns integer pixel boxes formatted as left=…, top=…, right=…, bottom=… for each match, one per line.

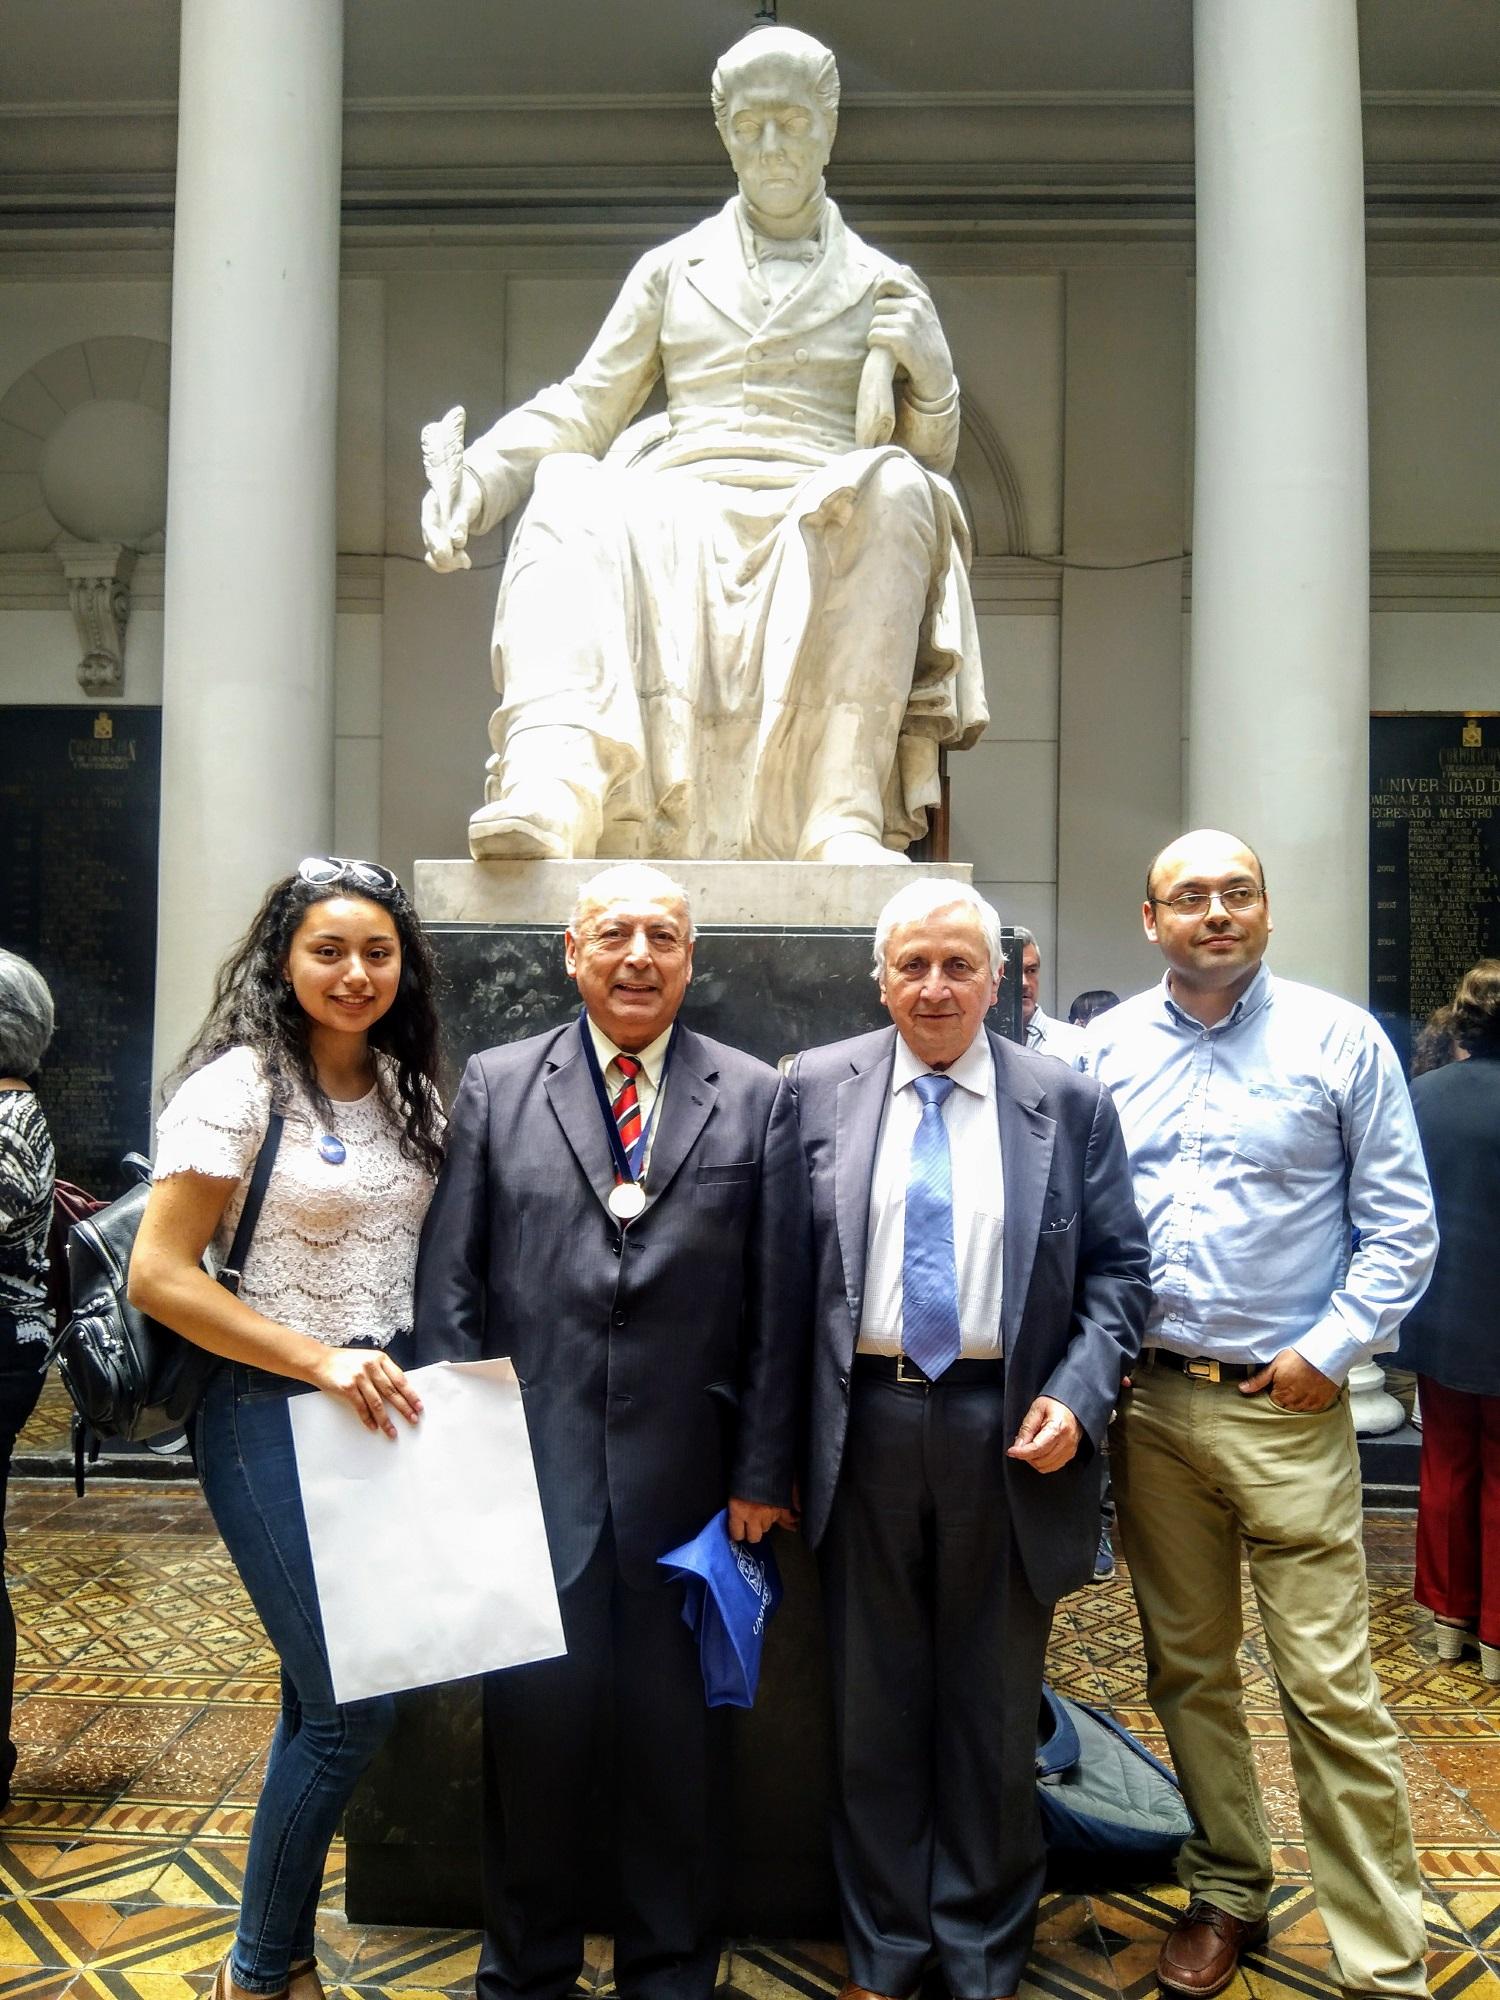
left=463, top=198, right=988, bottom=860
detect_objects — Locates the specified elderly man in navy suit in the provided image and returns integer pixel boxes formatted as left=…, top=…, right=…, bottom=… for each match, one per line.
left=787, top=880, right=1150, bottom=2000
left=414, top=863, right=809, bottom=2000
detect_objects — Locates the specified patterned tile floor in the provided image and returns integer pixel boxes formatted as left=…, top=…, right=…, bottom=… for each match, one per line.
left=1, top=1452, right=1498, bottom=1997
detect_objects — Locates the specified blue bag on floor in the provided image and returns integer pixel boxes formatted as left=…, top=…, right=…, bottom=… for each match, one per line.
left=1035, top=1685, right=1195, bottom=1888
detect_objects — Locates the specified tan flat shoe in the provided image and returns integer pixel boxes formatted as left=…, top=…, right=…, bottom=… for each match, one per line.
left=212, top=1951, right=288, bottom=2000
left=288, top=1962, right=326, bottom=2000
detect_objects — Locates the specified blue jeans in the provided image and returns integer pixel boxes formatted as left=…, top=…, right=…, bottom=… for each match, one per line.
left=194, top=1359, right=396, bottom=1994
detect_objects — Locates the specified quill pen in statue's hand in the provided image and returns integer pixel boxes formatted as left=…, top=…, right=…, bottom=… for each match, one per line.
left=421, top=405, right=472, bottom=571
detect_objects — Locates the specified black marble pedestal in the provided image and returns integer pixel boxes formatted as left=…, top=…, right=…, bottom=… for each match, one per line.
left=345, top=921, right=1022, bottom=1933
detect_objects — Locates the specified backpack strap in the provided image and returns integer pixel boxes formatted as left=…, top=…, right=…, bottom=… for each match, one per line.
left=217, top=1112, right=285, bottom=1298
left=1035, top=1684, right=1082, bottom=1782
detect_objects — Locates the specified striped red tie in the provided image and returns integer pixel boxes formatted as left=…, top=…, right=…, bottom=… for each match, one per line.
left=612, top=1055, right=643, bottom=1168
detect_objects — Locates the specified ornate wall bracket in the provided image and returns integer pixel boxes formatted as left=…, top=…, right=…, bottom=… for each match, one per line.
left=57, top=541, right=136, bottom=696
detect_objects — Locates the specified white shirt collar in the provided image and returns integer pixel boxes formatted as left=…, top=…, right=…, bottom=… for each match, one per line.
left=586, top=1017, right=674, bottom=1087
left=891, top=1026, right=994, bottom=1099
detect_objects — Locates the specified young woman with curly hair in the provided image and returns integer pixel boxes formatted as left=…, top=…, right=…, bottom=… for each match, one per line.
left=130, top=859, right=445, bottom=2000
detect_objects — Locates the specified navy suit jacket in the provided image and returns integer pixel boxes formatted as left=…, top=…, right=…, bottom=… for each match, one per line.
left=787, top=1026, right=1151, bottom=1603
left=413, top=1017, right=812, bottom=1591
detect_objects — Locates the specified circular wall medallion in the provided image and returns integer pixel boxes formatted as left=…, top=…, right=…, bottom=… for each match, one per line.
left=0, top=335, right=170, bottom=552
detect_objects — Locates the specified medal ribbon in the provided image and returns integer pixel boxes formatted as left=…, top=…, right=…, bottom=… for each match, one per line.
left=577, top=1009, right=678, bottom=1190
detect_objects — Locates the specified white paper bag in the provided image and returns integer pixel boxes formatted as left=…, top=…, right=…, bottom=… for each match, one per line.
left=288, top=1358, right=566, bottom=1703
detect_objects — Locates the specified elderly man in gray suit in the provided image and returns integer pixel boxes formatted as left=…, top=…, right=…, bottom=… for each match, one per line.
left=414, top=863, right=810, bottom=2000
left=787, top=881, right=1150, bottom=2000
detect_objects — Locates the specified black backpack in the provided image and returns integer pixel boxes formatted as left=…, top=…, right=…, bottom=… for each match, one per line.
left=45, top=1116, right=283, bottom=1489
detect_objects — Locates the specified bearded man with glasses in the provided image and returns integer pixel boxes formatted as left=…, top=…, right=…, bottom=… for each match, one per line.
left=1082, top=827, right=1438, bottom=2000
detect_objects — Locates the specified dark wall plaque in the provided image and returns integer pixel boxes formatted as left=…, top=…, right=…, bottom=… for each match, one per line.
left=1370, top=712, right=1500, bottom=1072
left=0, top=706, right=161, bottom=1194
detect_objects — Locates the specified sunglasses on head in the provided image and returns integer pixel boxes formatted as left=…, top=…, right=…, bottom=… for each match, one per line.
left=296, top=855, right=405, bottom=899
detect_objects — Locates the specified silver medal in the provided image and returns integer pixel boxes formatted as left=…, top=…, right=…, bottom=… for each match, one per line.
left=608, top=1181, right=647, bottom=1221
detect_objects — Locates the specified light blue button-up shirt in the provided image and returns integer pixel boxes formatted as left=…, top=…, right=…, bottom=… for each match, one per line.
left=1082, top=963, right=1436, bottom=1383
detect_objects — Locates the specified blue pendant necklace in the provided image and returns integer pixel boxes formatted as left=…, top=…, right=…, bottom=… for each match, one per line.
left=317, top=1132, right=347, bottom=1166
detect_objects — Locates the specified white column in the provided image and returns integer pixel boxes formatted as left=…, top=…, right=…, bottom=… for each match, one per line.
left=154, top=0, right=344, bottom=1078
left=1189, top=0, right=1369, bottom=998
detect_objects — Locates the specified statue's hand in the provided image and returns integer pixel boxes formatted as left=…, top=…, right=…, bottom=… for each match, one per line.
left=421, top=480, right=476, bottom=574
left=867, top=271, right=955, bottom=405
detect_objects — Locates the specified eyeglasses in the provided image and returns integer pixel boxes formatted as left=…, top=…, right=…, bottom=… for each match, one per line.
left=1150, top=884, right=1264, bottom=918
left=297, top=855, right=404, bottom=899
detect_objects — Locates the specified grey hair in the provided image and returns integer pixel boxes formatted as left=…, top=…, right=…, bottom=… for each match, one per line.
left=711, top=26, right=840, bottom=129
left=0, top=950, right=55, bottom=1078
left=1010, top=926, right=1037, bottom=954
left=570, top=864, right=696, bottom=940
left=871, top=880, right=1005, bottom=982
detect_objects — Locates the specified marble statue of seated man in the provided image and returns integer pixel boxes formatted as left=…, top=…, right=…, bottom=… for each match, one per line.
left=422, top=25, right=987, bottom=865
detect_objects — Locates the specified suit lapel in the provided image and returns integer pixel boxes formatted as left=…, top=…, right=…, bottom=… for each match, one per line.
left=835, top=1030, right=896, bottom=1336
left=542, top=1027, right=616, bottom=1215
left=680, top=201, right=769, bottom=338
left=764, top=200, right=879, bottom=338
left=640, top=1026, right=717, bottom=1208
left=681, top=197, right=878, bottom=341
left=992, top=1036, right=1054, bottom=1346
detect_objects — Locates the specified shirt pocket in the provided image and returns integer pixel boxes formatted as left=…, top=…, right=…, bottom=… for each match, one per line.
left=1232, top=1081, right=1342, bottom=1179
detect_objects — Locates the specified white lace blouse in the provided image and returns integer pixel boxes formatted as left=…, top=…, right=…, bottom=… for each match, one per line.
left=153, top=1046, right=437, bottom=1346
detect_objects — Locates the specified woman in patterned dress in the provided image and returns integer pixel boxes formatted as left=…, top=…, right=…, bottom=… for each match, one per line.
left=130, top=862, right=445, bottom=2000
left=0, top=950, right=57, bottom=1808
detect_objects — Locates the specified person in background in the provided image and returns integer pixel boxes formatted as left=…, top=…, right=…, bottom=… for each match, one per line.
left=1064, top=984, right=1122, bottom=1576
left=1014, top=929, right=1086, bottom=1063
left=1409, top=1005, right=1462, bottom=1079
left=1400, top=961, right=1500, bottom=1683
left=130, top=860, right=445, bottom=2000
left=0, top=950, right=57, bottom=1808
left=1085, top=828, right=1436, bottom=2000
left=1068, top=989, right=1120, bottom=1029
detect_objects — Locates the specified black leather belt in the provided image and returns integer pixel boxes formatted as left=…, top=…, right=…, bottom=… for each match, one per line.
left=1144, top=1348, right=1261, bottom=1384
left=854, top=1353, right=1004, bottom=1388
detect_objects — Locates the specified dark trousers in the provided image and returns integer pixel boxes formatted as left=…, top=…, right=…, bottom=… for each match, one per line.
left=478, top=1517, right=726, bottom=2000
left=0, top=1353, right=45, bottom=1795
left=819, top=1372, right=1051, bottom=2000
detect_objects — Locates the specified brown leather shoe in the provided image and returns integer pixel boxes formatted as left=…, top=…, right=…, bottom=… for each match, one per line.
left=1157, top=1901, right=1268, bottom=1997
left=836, top=1985, right=909, bottom=2000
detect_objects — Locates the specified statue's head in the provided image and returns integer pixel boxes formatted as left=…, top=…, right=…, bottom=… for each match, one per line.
left=711, top=27, right=839, bottom=221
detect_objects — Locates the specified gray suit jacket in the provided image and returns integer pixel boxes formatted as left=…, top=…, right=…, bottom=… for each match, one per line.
left=413, top=1018, right=811, bottom=1591
left=787, top=1026, right=1151, bottom=1603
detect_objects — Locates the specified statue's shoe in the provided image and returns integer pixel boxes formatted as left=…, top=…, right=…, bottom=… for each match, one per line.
left=806, top=831, right=912, bottom=865
left=468, top=783, right=599, bottom=861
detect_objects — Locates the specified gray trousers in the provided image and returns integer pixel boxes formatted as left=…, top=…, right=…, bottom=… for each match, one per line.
left=819, top=1371, right=1051, bottom=2000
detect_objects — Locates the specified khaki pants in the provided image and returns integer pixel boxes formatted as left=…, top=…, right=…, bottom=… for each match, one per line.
left=1112, top=1360, right=1428, bottom=1997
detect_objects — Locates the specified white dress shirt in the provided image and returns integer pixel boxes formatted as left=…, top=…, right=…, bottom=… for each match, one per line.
left=586, top=1017, right=674, bottom=1181
left=857, top=1030, right=1005, bottom=1358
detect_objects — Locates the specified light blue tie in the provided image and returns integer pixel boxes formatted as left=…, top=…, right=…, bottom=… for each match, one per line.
left=902, top=1074, right=962, bottom=1381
